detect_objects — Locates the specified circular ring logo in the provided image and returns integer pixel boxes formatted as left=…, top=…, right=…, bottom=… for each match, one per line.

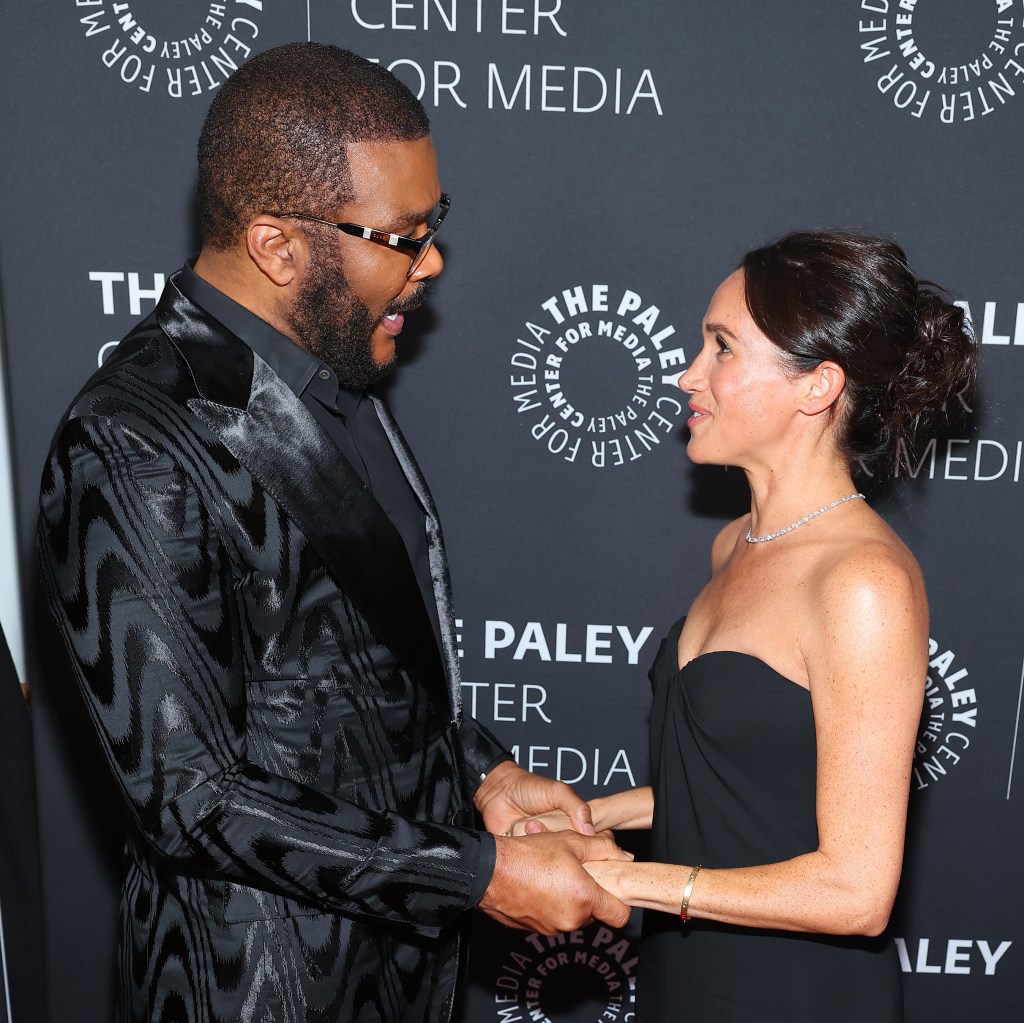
left=508, top=284, right=688, bottom=468
left=76, top=1, right=265, bottom=99
left=857, top=0, right=1024, bottom=124
left=493, top=927, right=637, bottom=1022
left=914, top=637, right=978, bottom=790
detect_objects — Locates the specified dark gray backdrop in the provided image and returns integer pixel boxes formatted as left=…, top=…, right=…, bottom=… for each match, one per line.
left=1, top=3, right=1021, bottom=1021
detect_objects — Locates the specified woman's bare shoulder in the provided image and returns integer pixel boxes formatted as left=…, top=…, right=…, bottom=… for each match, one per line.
left=816, top=519, right=924, bottom=596
left=805, top=521, right=928, bottom=665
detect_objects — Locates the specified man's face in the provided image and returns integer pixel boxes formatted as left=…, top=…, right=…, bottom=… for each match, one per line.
left=285, top=136, right=444, bottom=391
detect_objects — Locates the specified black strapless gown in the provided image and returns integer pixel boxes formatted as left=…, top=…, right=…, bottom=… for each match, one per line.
left=637, top=618, right=902, bottom=1022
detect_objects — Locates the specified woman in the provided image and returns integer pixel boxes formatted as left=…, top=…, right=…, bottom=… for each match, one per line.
left=514, top=231, right=977, bottom=1021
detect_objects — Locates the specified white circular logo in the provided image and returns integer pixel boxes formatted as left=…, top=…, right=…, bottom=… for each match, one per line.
left=508, top=284, right=688, bottom=468
left=76, top=1, right=265, bottom=99
left=914, top=637, right=978, bottom=790
left=857, top=0, right=1024, bottom=124
left=493, top=927, right=637, bottom=1022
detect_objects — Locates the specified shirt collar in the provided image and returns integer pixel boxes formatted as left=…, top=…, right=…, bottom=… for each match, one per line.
left=178, top=258, right=336, bottom=404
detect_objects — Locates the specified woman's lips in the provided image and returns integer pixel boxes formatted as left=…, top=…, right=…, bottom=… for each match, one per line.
left=687, top=405, right=711, bottom=428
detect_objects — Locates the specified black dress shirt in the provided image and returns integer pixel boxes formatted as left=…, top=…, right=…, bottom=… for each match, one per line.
left=177, top=262, right=443, bottom=648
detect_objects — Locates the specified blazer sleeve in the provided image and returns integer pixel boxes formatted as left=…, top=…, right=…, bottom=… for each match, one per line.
left=459, top=717, right=514, bottom=790
left=38, top=414, right=486, bottom=938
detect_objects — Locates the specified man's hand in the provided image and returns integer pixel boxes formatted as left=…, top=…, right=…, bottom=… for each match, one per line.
left=479, top=831, right=633, bottom=935
left=475, top=760, right=595, bottom=837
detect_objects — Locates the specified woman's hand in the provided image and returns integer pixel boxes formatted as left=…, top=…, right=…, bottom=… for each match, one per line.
left=585, top=859, right=700, bottom=915
left=506, top=810, right=575, bottom=836
left=507, top=787, right=655, bottom=836
left=582, top=859, right=633, bottom=904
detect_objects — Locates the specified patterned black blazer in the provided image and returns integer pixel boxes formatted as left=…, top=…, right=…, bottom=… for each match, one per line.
left=38, top=273, right=509, bottom=1022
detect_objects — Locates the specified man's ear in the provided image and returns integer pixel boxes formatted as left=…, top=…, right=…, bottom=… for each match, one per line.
left=801, top=360, right=846, bottom=417
left=246, top=216, right=304, bottom=287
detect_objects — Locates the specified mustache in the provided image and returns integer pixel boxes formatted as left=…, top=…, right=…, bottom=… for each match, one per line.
left=386, top=279, right=433, bottom=316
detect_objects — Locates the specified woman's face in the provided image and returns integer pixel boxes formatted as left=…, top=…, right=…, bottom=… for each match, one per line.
left=679, top=269, right=807, bottom=469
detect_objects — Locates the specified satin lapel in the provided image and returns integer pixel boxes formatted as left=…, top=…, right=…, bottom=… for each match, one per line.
left=371, top=397, right=463, bottom=713
left=156, top=277, right=448, bottom=702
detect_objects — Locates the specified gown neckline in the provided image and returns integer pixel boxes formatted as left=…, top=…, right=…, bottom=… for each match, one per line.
left=676, top=649, right=811, bottom=695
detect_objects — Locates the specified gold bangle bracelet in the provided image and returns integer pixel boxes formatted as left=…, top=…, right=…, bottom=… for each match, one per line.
left=679, top=864, right=702, bottom=922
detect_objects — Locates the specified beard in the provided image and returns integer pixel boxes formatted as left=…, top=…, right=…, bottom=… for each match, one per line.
left=285, top=234, right=430, bottom=392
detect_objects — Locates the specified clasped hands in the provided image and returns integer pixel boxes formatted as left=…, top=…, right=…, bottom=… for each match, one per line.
left=474, top=761, right=632, bottom=936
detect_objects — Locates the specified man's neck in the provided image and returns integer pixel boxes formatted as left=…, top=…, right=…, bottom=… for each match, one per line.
left=193, top=246, right=298, bottom=342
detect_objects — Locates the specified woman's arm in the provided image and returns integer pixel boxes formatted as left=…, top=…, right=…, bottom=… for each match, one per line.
left=590, top=787, right=655, bottom=831
left=587, top=547, right=927, bottom=936
left=509, top=786, right=654, bottom=835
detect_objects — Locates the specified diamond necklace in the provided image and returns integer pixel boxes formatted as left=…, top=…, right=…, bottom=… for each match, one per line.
left=745, top=492, right=866, bottom=544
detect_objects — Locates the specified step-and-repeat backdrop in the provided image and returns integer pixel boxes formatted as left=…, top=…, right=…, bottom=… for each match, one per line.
left=1, top=3, right=1021, bottom=1021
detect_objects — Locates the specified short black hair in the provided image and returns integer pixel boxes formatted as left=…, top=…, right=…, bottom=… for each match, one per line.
left=197, top=43, right=431, bottom=249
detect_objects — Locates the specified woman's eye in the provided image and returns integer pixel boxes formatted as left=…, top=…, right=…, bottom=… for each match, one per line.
left=716, top=334, right=731, bottom=354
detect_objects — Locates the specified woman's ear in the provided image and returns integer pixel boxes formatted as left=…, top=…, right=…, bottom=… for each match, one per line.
left=801, top=360, right=847, bottom=417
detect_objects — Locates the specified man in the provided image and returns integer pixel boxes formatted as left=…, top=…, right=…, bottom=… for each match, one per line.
left=38, top=43, right=628, bottom=1023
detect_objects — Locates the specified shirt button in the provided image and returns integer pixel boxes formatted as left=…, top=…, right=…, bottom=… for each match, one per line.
left=318, top=368, right=331, bottom=380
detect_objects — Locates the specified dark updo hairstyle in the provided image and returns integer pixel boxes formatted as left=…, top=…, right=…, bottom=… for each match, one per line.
left=741, top=230, right=977, bottom=485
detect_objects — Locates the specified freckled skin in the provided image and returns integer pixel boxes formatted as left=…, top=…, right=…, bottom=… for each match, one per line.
left=515, top=268, right=929, bottom=939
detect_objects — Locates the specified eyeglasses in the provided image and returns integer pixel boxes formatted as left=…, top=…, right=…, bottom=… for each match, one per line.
left=266, top=193, right=451, bottom=278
